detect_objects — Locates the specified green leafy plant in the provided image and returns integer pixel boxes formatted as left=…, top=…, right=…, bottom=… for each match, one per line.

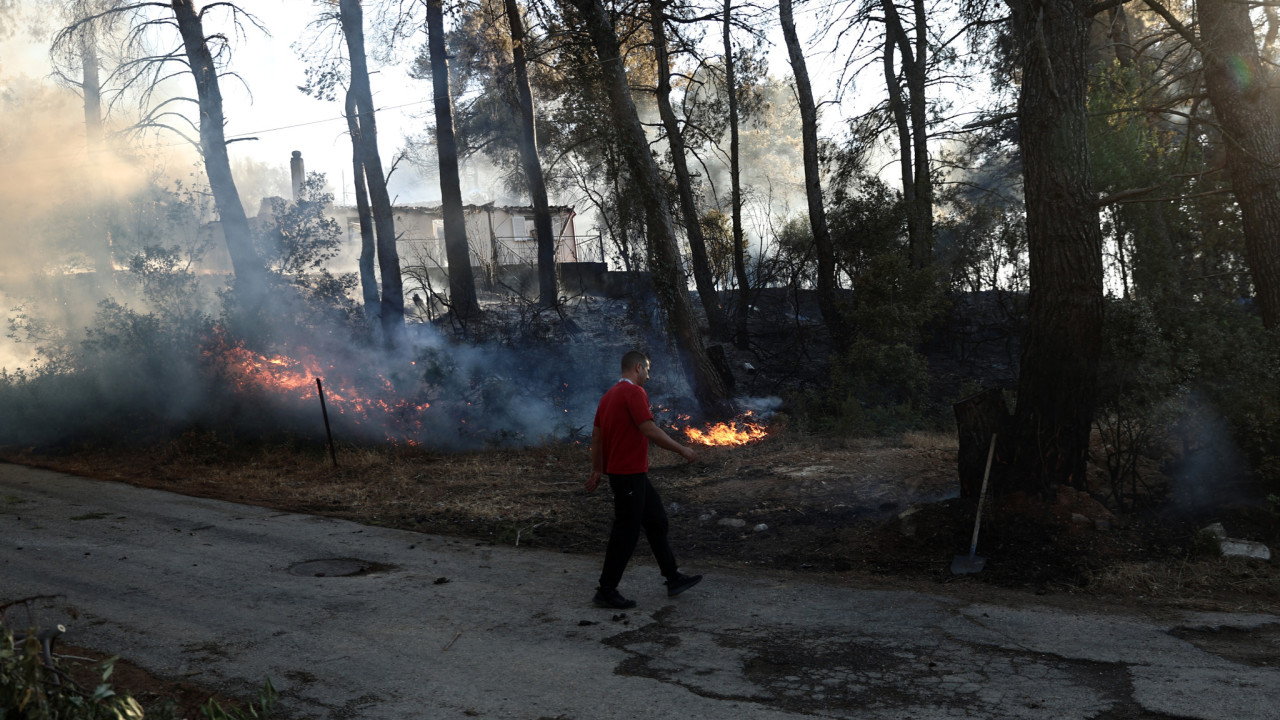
left=1, top=625, right=144, bottom=720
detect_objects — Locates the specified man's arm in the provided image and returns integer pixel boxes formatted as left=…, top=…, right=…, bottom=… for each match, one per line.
left=585, top=425, right=604, bottom=492
left=638, top=420, right=697, bottom=463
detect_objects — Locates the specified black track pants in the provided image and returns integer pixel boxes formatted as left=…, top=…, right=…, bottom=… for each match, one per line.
left=598, top=472, right=678, bottom=590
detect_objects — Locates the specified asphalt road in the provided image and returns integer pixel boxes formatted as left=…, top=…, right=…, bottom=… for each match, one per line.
left=2, top=462, right=1278, bottom=719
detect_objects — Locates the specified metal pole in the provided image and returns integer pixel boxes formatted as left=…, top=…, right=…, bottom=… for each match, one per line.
left=316, top=378, right=338, bottom=467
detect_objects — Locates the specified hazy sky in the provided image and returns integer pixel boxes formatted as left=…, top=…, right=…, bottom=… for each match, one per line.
left=232, top=1, right=858, bottom=204
left=0, top=0, right=865, bottom=206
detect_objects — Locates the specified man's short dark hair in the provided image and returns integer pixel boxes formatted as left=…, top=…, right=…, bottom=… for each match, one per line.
left=621, top=350, right=649, bottom=373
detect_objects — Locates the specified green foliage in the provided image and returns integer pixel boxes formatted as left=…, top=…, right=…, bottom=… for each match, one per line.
left=935, top=195, right=1028, bottom=294
left=793, top=338, right=934, bottom=437
left=1087, top=62, right=1169, bottom=192
left=1095, top=298, right=1188, bottom=508
left=828, top=174, right=948, bottom=347
left=1097, top=296, right=1280, bottom=501
left=1179, top=306, right=1280, bottom=493
left=0, top=626, right=144, bottom=720
left=253, top=174, right=343, bottom=279
left=698, top=209, right=738, bottom=288
left=779, top=174, right=946, bottom=437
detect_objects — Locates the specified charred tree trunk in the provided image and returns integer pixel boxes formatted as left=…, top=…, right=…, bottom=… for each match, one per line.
left=504, top=0, right=558, bottom=308
left=346, top=88, right=381, bottom=333
left=339, top=0, right=407, bottom=345
left=725, top=0, right=751, bottom=348
left=650, top=0, right=730, bottom=341
left=954, top=388, right=1010, bottom=498
left=779, top=0, right=846, bottom=350
left=427, top=0, right=481, bottom=319
left=568, top=0, right=736, bottom=418
left=1198, top=0, right=1280, bottom=329
left=171, top=0, right=266, bottom=302
left=1006, top=0, right=1105, bottom=494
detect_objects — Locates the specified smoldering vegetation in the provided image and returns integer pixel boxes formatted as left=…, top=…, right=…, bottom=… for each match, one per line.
left=0, top=234, right=707, bottom=451
left=0, top=87, right=699, bottom=452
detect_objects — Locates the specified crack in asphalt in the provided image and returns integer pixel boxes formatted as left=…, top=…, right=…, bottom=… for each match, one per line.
left=598, top=604, right=1181, bottom=719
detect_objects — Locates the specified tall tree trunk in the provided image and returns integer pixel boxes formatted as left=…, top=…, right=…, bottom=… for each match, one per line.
left=1198, top=0, right=1280, bottom=329
left=427, top=0, right=481, bottom=319
left=79, top=27, right=114, bottom=287
left=1006, top=0, right=1105, bottom=494
left=883, top=10, right=915, bottom=241
left=907, top=0, right=932, bottom=267
left=339, top=0, right=407, bottom=345
left=503, top=0, right=559, bottom=307
left=649, top=0, right=730, bottom=341
left=882, top=0, right=933, bottom=269
left=80, top=29, right=102, bottom=148
left=779, top=0, right=846, bottom=350
left=568, top=0, right=736, bottom=418
left=346, top=88, right=381, bottom=332
left=724, top=0, right=751, bottom=348
left=171, top=0, right=266, bottom=300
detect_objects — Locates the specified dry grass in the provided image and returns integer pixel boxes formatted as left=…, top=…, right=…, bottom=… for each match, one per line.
left=1085, top=557, right=1280, bottom=611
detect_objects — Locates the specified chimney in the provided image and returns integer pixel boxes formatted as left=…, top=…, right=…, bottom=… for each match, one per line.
left=290, top=150, right=305, bottom=201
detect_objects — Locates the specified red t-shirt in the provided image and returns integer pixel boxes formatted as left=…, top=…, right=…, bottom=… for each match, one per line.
left=593, top=380, right=654, bottom=474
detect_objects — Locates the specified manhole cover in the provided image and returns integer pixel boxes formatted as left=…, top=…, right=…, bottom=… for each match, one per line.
left=287, top=558, right=392, bottom=577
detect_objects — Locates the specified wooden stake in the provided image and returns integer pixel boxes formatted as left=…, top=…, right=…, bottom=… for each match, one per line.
left=316, top=377, right=338, bottom=467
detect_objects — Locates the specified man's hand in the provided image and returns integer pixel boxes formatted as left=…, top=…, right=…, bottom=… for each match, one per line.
left=585, top=469, right=603, bottom=493
left=679, top=445, right=697, bottom=463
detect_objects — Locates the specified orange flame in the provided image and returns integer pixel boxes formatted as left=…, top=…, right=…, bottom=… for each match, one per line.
left=683, top=413, right=767, bottom=446
left=202, top=330, right=430, bottom=439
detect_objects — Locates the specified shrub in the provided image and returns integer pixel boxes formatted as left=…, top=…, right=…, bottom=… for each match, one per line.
left=1, top=625, right=143, bottom=720
left=1097, top=296, right=1280, bottom=505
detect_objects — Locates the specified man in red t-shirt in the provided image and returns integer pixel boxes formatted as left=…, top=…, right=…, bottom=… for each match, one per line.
left=586, top=350, right=702, bottom=609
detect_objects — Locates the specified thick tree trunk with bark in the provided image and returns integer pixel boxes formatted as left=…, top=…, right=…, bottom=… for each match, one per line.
left=649, top=0, right=729, bottom=341
left=1198, top=0, right=1280, bottom=329
left=568, top=0, right=736, bottom=418
left=724, top=0, right=750, bottom=347
left=171, top=0, right=266, bottom=299
left=1005, top=0, right=1105, bottom=495
left=779, top=0, right=846, bottom=350
left=504, top=0, right=558, bottom=307
left=907, top=0, right=932, bottom=267
left=427, top=0, right=481, bottom=319
left=339, top=0, right=407, bottom=344
left=346, top=89, right=381, bottom=332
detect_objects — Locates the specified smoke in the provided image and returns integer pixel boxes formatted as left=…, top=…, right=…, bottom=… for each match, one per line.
left=0, top=72, right=173, bottom=379
left=1166, top=393, right=1252, bottom=514
left=0, top=79, right=148, bottom=261
left=0, top=71, right=759, bottom=453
